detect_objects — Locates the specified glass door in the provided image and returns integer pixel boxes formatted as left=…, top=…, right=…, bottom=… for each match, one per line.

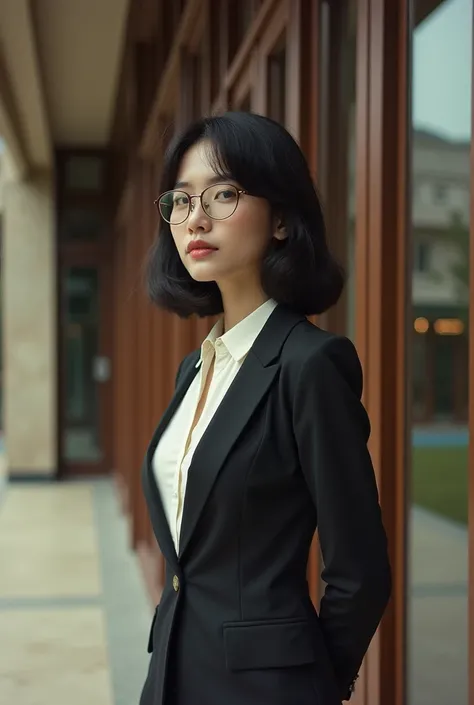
left=59, top=263, right=112, bottom=475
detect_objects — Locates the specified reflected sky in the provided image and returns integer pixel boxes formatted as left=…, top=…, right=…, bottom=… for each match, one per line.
left=413, top=0, right=472, bottom=140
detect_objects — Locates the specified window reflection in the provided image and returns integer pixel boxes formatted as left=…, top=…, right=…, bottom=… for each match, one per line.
left=409, top=0, right=471, bottom=702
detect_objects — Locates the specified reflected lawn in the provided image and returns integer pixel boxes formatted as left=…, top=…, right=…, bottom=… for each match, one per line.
left=412, top=446, right=468, bottom=525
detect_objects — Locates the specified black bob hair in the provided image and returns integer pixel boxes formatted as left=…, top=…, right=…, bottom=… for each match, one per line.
left=146, top=111, right=345, bottom=318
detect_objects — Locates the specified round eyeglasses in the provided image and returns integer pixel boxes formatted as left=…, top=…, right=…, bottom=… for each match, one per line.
left=155, top=183, right=247, bottom=225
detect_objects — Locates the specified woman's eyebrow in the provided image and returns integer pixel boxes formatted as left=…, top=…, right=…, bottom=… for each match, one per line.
left=174, top=174, right=234, bottom=189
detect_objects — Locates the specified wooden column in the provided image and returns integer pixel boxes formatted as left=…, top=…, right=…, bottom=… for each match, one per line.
left=122, top=181, right=140, bottom=544
left=113, top=224, right=128, bottom=511
left=354, top=0, right=408, bottom=704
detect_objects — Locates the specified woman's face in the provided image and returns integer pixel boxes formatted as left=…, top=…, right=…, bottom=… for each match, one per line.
left=168, top=140, right=284, bottom=289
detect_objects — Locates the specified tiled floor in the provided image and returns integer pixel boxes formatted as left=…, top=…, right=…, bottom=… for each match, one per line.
left=0, top=484, right=101, bottom=598
left=0, top=478, right=152, bottom=705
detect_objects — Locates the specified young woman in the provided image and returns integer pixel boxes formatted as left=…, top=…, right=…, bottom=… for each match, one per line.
left=140, top=111, right=391, bottom=705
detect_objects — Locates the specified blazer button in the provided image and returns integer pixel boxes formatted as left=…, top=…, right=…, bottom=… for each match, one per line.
left=173, top=575, right=180, bottom=592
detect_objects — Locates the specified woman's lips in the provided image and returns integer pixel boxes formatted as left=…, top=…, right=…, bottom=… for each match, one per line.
left=188, top=247, right=218, bottom=260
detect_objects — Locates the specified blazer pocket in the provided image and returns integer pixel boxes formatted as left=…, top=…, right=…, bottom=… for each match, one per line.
left=223, top=617, right=316, bottom=671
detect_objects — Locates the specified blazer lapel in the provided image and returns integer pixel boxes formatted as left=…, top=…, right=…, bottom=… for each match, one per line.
left=142, top=353, right=200, bottom=565
left=178, top=304, right=304, bottom=560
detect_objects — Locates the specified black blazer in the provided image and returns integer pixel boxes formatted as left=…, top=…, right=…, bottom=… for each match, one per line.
left=140, top=304, right=391, bottom=705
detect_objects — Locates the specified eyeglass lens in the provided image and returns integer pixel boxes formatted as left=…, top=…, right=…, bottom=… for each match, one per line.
left=159, top=184, right=239, bottom=224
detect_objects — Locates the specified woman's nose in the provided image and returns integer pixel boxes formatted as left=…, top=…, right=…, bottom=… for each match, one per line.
left=187, top=197, right=210, bottom=232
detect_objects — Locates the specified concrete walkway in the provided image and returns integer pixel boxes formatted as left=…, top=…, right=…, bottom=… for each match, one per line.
left=0, top=478, right=152, bottom=705
left=409, top=507, right=467, bottom=705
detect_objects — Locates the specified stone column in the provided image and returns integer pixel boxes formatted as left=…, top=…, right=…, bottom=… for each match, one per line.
left=2, top=169, right=57, bottom=477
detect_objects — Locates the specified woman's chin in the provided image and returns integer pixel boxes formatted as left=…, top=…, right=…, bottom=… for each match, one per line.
left=187, top=267, right=219, bottom=283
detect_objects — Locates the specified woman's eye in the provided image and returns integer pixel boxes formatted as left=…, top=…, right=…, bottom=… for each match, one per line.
left=215, top=189, right=236, bottom=200
left=174, top=195, right=189, bottom=207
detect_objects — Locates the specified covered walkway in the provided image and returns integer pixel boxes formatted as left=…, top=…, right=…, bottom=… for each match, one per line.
left=0, top=478, right=152, bottom=705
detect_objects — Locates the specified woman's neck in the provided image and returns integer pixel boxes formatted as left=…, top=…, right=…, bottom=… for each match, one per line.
left=220, top=289, right=269, bottom=333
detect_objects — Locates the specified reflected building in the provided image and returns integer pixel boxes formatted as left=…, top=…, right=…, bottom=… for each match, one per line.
left=412, top=129, right=469, bottom=424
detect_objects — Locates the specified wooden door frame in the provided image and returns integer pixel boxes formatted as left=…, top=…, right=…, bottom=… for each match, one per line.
left=55, top=148, right=114, bottom=477
left=354, top=1, right=409, bottom=703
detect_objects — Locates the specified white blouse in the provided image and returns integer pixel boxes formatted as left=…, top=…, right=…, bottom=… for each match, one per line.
left=152, top=298, right=278, bottom=552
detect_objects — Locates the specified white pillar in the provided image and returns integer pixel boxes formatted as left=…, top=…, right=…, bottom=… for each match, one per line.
left=2, top=170, right=57, bottom=476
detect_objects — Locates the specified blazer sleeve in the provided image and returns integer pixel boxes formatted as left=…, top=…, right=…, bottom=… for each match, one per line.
left=292, top=335, right=391, bottom=701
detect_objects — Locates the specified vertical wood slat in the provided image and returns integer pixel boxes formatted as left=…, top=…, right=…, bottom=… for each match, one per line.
left=138, top=102, right=168, bottom=595
left=100, top=256, right=115, bottom=478
left=218, top=0, right=231, bottom=109
left=298, top=0, right=319, bottom=168
left=118, top=39, right=138, bottom=532
left=129, top=43, right=156, bottom=549
left=354, top=0, right=370, bottom=382
left=319, top=1, right=351, bottom=337
left=136, top=159, right=166, bottom=606
left=302, top=0, right=321, bottom=607
left=355, top=0, right=408, bottom=704
left=351, top=0, right=371, bottom=699
left=285, top=0, right=300, bottom=137
left=200, top=0, right=212, bottom=114
left=289, top=0, right=323, bottom=609
left=469, top=6, right=474, bottom=700
left=130, top=160, right=144, bottom=548
left=114, top=227, right=128, bottom=512
left=123, top=190, right=139, bottom=547
left=133, top=159, right=153, bottom=547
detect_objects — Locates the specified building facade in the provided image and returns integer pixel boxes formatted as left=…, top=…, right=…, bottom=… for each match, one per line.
left=0, top=1, right=472, bottom=704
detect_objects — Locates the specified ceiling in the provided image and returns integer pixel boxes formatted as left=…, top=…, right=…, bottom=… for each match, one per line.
left=34, top=0, right=129, bottom=146
left=0, top=0, right=129, bottom=174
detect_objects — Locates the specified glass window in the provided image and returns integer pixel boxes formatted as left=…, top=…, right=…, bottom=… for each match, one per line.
left=59, top=207, right=106, bottom=240
left=414, top=241, right=432, bottom=272
left=432, top=181, right=449, bottom=204
left=408, top=1, right=471, bottom=703
left=65, top=156, right=103, bottom=192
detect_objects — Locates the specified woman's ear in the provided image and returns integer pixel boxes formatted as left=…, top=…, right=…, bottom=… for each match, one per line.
left=273, top=218, right=288, bottom=241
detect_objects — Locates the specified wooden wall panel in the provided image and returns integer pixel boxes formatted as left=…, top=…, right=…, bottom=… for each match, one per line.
left=132, top=160, right=154, bottom=547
